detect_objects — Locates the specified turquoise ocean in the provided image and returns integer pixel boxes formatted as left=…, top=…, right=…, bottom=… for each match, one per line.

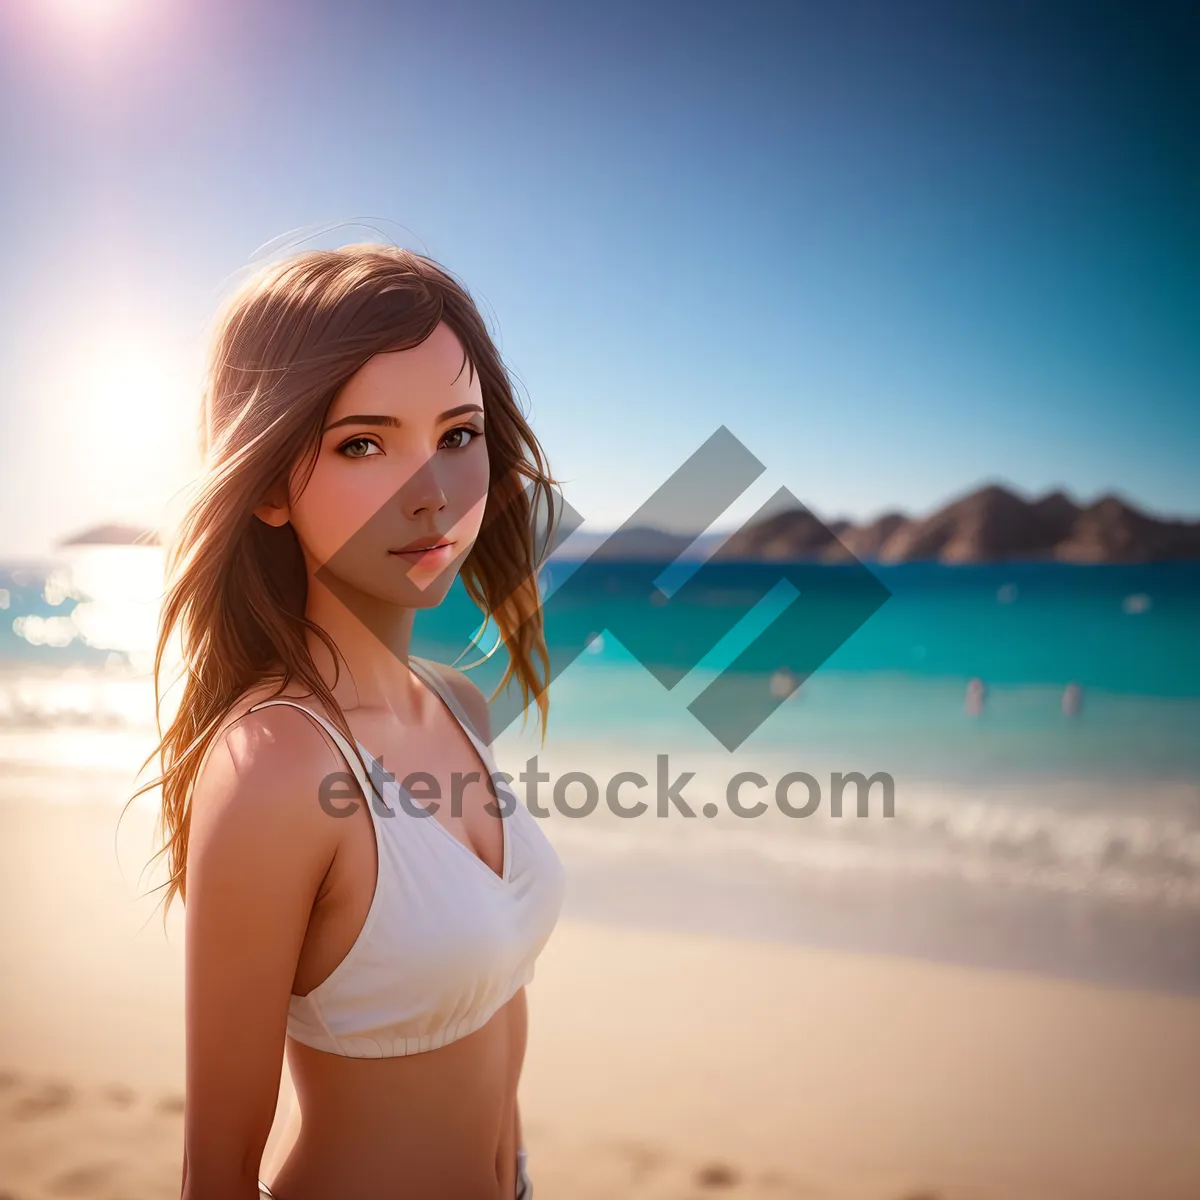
left=3, top=550, right=1198, bottom=994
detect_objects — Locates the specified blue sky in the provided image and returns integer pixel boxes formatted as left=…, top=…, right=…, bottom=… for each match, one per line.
left=0, top=0, right=1196, bottom=557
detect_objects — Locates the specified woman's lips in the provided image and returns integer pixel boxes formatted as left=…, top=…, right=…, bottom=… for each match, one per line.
left=388, top=541, right=456, bottom=566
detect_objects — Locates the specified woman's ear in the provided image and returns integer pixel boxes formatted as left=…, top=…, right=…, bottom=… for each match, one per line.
left=253, top=480, right=291, bottom=528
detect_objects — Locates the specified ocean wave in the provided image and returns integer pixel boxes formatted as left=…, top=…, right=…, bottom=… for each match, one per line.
left=505, top=748, right=1200, bottom=909
left=2, top=665, right=1199, bottom=910
left=543, top=804, right=1200, bottom=909
left=0, top=667, right=159, bottom=730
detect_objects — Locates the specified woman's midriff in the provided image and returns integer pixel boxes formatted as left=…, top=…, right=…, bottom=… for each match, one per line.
left=267, top=991, right=527, bottom=1200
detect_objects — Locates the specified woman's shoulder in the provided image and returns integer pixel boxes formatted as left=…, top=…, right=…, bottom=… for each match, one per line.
left=185, top=679, right=346, bottom=913
left=191, top=677, right=357, bottom=825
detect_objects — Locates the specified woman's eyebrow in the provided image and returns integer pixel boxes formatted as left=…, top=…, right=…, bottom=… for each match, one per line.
left=323, top=404, right=483, bottom=434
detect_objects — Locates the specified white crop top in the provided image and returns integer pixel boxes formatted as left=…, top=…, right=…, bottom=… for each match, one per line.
left=246, top=656, right=566, bottom=1058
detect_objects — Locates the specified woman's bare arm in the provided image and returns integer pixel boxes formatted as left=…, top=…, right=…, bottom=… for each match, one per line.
left=180, top=706, right=343, bottom=1199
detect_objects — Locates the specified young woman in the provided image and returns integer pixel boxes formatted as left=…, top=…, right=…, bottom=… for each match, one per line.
left=134, top=244, right=566, bottom=1199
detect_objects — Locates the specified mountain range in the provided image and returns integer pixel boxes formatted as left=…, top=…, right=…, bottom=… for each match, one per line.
left=556, top=485, right=1200, bottom=564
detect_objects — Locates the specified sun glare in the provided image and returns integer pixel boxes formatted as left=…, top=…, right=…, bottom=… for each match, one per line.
left=40, top=324, right=199, bottom=525
left=43, top=0, right=145, bottom=33
left=75, top=338, right=177, bottom=437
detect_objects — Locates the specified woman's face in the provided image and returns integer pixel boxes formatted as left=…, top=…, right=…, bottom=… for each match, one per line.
left=274, top=320, right=490, bottom=610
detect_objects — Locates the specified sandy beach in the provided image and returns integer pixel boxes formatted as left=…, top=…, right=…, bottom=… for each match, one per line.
left=2, top=796, right=1199, bottom=1200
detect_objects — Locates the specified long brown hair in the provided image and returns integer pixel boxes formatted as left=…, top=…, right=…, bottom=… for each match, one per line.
left=128, top=243, right=557, bottom=924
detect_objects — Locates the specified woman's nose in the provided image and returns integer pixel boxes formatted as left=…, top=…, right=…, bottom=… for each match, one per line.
left=398, top=458, right=449, bottom=519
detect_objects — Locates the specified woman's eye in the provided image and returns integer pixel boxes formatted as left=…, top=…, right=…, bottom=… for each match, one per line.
left=338, top=436, right=382, bottom=459
left=441, top=426, right=481, bottom=451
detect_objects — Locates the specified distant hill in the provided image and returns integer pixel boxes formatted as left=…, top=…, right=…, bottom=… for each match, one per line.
left=715, top=485, right=1200, bottom=564
left=551, top=487, right=1200, bottom=564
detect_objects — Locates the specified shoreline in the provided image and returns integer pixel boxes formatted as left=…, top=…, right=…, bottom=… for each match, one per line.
left=2, top=768, right=1199, bottom=995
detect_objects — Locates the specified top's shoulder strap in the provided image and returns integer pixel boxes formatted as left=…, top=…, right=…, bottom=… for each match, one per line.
left=246, top=698, right=379, bottom=804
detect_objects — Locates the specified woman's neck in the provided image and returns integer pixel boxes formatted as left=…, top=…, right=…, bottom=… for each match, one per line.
left=302, top=575, right=423, bottom=715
